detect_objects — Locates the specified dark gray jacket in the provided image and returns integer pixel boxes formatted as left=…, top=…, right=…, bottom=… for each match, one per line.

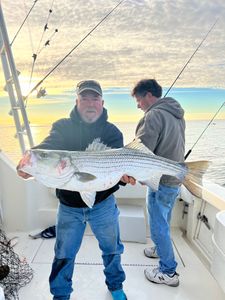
left=135, top=97, right=185, bottom=186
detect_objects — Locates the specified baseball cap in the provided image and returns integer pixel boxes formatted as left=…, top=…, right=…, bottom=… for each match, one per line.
left=76, top=80, right=102, bottom=96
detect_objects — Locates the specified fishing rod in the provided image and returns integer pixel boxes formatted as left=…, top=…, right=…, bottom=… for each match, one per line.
left=38, top=28, right=59, bottom=55
left=161, top=18, right=221, bottom=160
left=184, top=101, right=225, bottom=160
left=35, top=0, right=55, bottom=55
left=10, top=0, right=38, bottom=46
left=24, top=0, right=125, bottom=100
left=29, top=0, right=57, bottom=88
left=164, top=18, right=219, bottom=98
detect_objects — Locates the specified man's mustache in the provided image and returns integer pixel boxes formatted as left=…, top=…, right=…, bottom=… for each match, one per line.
left=85, top=109, right=97, bottom=113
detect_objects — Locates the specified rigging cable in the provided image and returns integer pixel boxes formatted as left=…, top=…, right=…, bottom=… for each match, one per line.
left=24, top=0, right=125, bottom=100
left=22, top=0, right=35, bottom=105
left=10, top=0, right=38, bottom=46
left=164, top=18, right=219, bottom=98
left=22, top=0, right=35, bottom=54
left=184, top=101, right=225, bottom=160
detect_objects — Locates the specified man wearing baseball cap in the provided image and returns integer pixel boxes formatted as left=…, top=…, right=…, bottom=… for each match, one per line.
left=75, top=80, right=104, bottom=124
left=76, top=79, right=103, bottom=96
left=17, top=80, right=127, bottom=300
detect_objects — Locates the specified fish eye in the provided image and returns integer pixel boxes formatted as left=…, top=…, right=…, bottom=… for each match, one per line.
left=39, top=152, right=48, bottom=159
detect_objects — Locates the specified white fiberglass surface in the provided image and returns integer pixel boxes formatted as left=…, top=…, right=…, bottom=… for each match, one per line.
left=3, top=229, right=223, bottom=300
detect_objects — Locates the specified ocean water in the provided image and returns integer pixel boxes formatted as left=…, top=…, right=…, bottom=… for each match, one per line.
left=0, top=120, right=225, bottom=187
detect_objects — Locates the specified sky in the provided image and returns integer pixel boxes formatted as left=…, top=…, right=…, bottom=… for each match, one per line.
left=1, top=0, right=225, bottom=123
left=1, top=87, right=225, bottom=125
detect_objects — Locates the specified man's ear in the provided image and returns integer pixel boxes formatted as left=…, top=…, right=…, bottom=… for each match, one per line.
left=146, top=91, right=153, bottom=98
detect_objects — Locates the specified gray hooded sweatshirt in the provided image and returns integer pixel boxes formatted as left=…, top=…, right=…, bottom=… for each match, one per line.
left=135, top=97, right=185, bottom=186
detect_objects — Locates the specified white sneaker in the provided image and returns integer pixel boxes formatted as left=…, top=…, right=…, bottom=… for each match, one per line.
left=144, top=246, right=159, bottom=258
left=144, top=266, right=179, bottom=287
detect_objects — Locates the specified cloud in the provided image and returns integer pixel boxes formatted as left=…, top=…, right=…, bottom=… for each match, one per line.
left=1, top=0, right=225, bottom=92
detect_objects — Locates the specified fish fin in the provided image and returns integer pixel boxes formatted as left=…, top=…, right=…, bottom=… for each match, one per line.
left=80, top=191, right=96, bottom=208
left=74, top=172, right=96, bottom=182
left=139, top=174, right=162, bottom=191
left=124, top=139, right=154, bottom=155
left=183, top=160, right=211, bottom=198
left=85, top=138, right=111, bottom=151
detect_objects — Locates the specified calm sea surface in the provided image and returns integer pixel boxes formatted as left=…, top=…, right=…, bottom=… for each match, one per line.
left=0, top=120, right=225, bottom=187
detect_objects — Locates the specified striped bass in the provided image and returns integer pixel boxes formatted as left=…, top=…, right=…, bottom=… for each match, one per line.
left=19, top=139, right=209, bottom=208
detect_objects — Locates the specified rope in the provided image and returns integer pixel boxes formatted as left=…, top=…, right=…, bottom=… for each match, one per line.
left=0, top=230, right=33, bottom=299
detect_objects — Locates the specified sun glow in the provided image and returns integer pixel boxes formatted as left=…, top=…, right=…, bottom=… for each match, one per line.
left=18, top=75, right=38, bottom=97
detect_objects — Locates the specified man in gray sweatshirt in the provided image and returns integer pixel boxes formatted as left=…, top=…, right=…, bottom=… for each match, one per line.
left=132, top=79, right=185, bottom=287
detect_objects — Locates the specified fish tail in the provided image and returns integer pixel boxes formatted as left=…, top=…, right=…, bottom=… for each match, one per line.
left=183, top=160, right=210, bottom=198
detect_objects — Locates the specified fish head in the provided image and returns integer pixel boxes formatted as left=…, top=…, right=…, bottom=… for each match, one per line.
left=21, top=149, right=72, bottom=177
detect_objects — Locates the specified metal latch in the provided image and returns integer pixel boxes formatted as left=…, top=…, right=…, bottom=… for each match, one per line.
left=197, top=212, right=211, bottom=230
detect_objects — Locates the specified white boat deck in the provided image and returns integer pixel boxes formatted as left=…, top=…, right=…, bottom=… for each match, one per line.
left=5, top=228, right=224, bottom=300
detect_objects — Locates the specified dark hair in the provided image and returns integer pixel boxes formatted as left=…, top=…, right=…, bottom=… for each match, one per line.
left=131, top=79, right=162, bottom=98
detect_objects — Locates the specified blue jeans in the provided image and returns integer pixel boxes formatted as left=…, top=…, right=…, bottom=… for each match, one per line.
left=147, top=184, right=180, bottom=274
left=49, top=195, right=125, bottom=300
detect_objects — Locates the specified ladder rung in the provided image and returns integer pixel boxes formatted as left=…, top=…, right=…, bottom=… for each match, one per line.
left=6, top=77, right=14, bottom=83
left=5, top=70, right=20, bottom=84
left=8, top=107, right=20, bottom=115
left=14, top=131, right=27, bottom=138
